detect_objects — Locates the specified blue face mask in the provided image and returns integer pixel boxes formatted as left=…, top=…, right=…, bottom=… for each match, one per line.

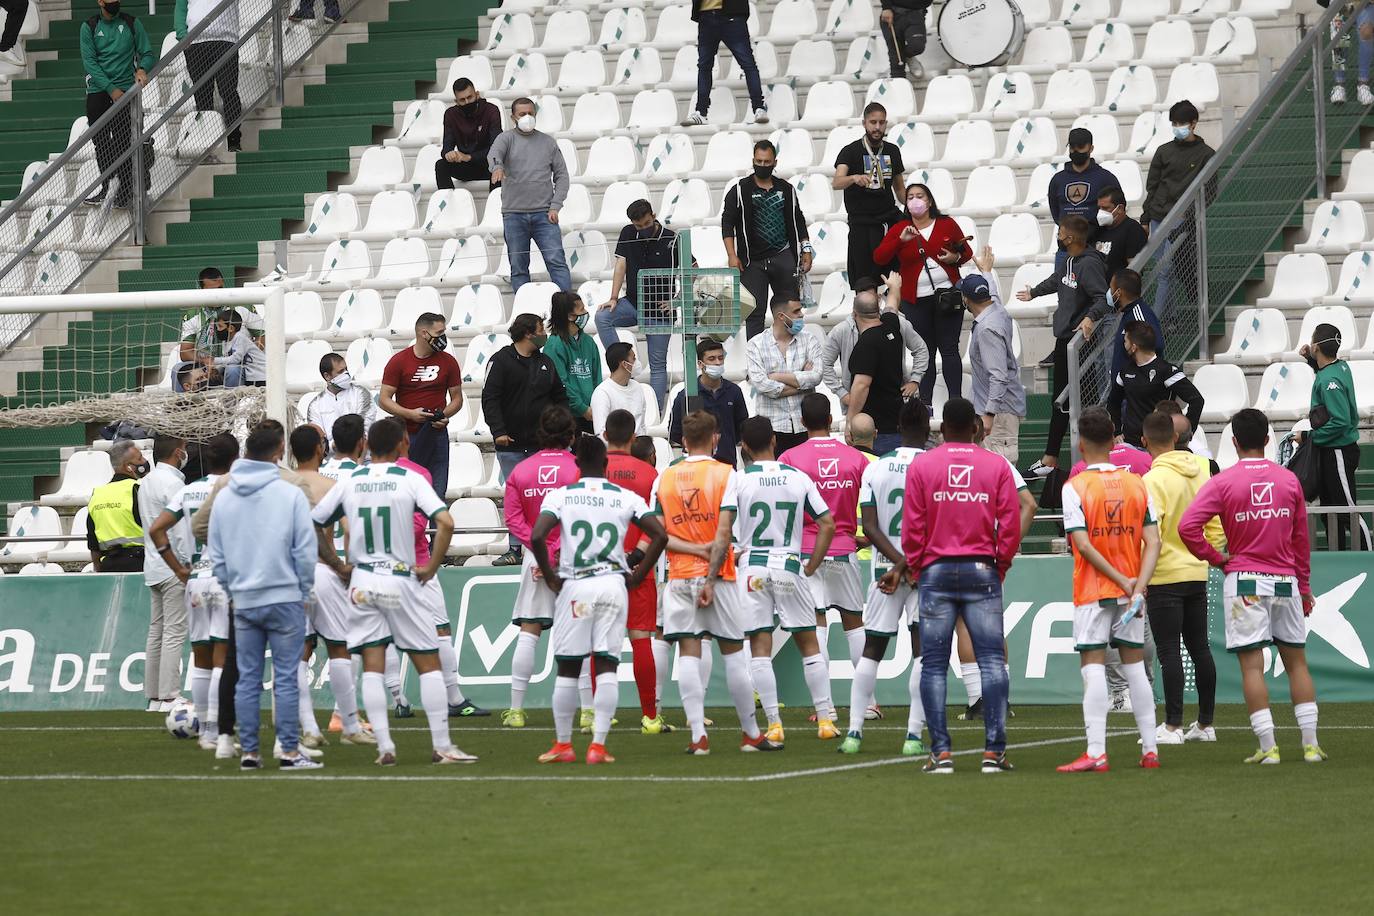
left=1172, top=124, right=1191, bottom=141
left=787, top=316, right=805, bottom=336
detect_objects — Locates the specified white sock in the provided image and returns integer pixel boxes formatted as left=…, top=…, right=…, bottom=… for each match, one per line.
left=723, top=650, right=759, bottom=739
left=361, top=672, right=394, bottom=755
left=418, top=669, right=450, bottom=752
left=698, top=643, right=714, bottom=693
left=437, top=637, right=465, bottom=705
left=815, top=618, right=831, bottom=667
left=1295, top=701, right=1318, bottom=747
left=298, top=661, right=320, bottom=736
left=1122, top=660, right=1157, bottom=754
left=593, top=670, right=618, bottom=745
left=906, top=657, right=925, bottom=738
left=553, top=675, right=578, bottom=743
left=848, top=656, right=878, bottom=736
left=652, top=637, right=671, bottom=709
left=845, top=627, right=865, bottom=668
left=1250, top=708, right=1276, bottom=751
left=578, top=657, right=593, bottom=713
left=794, top=653, right=830, bottom=726
left=191, top=666, right=211, bottom=726
left=206, top=666, right=222, bottom=738
left=1082, top=663, right=1108, bottom=757
left=750, top=656, right=780, bottom=725
left=678, top=655, right=706, bottom=741
left=962, top=662, right=983, bottom=706
left=328, top=657, right=360, bottom=733
left=384, top=645, right=405, bottom=705
left=510, top=630, right=538, bottom=711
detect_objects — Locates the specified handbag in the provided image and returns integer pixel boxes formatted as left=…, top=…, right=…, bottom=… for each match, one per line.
left=1283, top=434, right=1322, bottom=502
left=911, top=221, right=964, bottom=316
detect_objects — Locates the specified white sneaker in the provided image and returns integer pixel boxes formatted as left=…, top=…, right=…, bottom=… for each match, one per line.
left=340, top=728, right=378, bottom=746
left=279, top=752, right=324, bottom=771
left=1109, top=690, right=1133, bottom=713
left=300, top=731, right=328, bottom=749
left=157, top=699, right=178, bottom=713
left=198, top=732, right=218, bottom=751
left=0, top=47, right=24, bottom=69
left=751, top=108, right=769, bottom=124
left=1156, top=724, right=1185, bottom=745
left=1184, top=721, right=1217, bottom=742
left=1359, top=83, right=1374, bottom=106
left=146, top=699, right=161, bottom=713
left=274, top=738, right=323, bottom=760
left=432, top=746, right=479, bottom=764
left=680, top=111, right=707, bottom=126
left=215, top=733, right=238, bottom=759
left=1332, top=84, right=1347, bottom=104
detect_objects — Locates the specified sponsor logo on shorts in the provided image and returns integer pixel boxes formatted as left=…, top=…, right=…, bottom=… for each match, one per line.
left=571, top=600, right=590, bottom=619
left=748, top=575, right=766, bottom=592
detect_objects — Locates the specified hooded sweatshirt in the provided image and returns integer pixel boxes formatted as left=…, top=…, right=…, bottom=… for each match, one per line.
left=1143, top=450, right=1224, bottom=585
left=175, top=0, right=241, bottom=43
left=209, top=459, right=316, bottom=609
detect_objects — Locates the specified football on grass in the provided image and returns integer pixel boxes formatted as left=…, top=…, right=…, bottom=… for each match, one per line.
left=165, top=700, right=200, bottom=739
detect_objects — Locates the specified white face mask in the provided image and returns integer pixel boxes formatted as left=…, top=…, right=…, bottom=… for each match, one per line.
left=703, top=364, right=725, bottom=379
left=328, top=371, right=353, bottom=391
left=1096, top=208, right=1115, bottom=227
left=516, top=114, right=536, bottom=133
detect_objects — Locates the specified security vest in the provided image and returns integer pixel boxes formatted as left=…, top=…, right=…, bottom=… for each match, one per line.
left=89, top=478, right=143, bottom=553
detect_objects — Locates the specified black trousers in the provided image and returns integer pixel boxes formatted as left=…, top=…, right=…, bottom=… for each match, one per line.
left=846, top=219, right=898, bottom=291
left=435, top=156, right=494, bottom=189
left=1147, top=581, right=1215, bottom=728
left=184, top=40, right=242, bottom=145
left=880, top=6, right=928, bottom=75
left=86, top=91, right=134, bottom=204
left=1316, top=441, right=1372, bottom=550
left=902, top=294, right=961, bottom=404
left=1042, top=333, right=1071, bottom=461
left=740, top=249, right=799, bottom=339
left=0, top=0, right=27, bottom=52
left=219, top=606, right=239, bottom=733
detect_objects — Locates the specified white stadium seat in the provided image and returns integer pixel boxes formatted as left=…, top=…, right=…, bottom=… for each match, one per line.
left=1102, top=159, right=1143, bottom=203
left=1215, top=308, right=1289, bottom=365
left=416, top=189, right=477, bottom=236
left=555, top=49, right=606, bottom=92
left=1295, top=201, right=1367, bottom=255
left=786, top=39, right=837, bottom=79
left=340, top=146, right=405, bottom=192
left=446, top=498, right=505, bottom=556
left=433, top=236, right=491, bottom=285
left=957, top=165, right=1018, bottom=216
left=1216, top=420, right=1278, bottom=469
left=642, top=132, right=697, bottom=179
left=1252, top=361, right=1314, bottom=421
left=539, top=10, right=592, bottom=53
left=582, top=136, right=639, bottom=183
left=1020, top=26, right=1073, bottom=71
left=700, top=131, right=754, bottom=179
left=1194, top=363, right=1250, bottom=422
left=569, top=92, right=622, bottom=136
left=450, top=284, right=506, bottom=338
left=321, top=288, right=386, bottom=341
left=864, top=78, right=916, bottom=120
left=1325, top=251, right=1374, bottom=305
left=1201, top=17, right=1257, bottom=63
left=981, top=72, right=1037, bottom=118
left=565, top=230, right=610, bottom=282
left=1058, top=0, right=1111, bottom=27
left=315, top=239, right=373, bottom=286
left=793, top=173, right=836, bottom=221
left=1079, top=21, right=1135, bottom=70
left=1333, top=150, right=1374, bottom=203
left=497, top=52, right=549, bottom=93
left=890, top=120, right=936, bottom=163
left=1164, top=62, right=1220, bottom=108
left=387, top=286, right=446, bottom=338
left=1000, top=116, right=1058, bottom=162
left=921, top=74, right=976, bottom=122
left=627, top=89, right=681, bottom=132
left=768, top=0, right=818, bottom=38
left=822, top=0, right=875, bottom=36
left=1284, top=305, right=1359, bottom=361
left=485, top=13, right=534, bottom=55
left=801, top=81, right=854, bottom=124
left=1116, top=0, right=1170, bottom=26
left=1072, top=114, right=1121, bottom=157
left=284, top=291, right=326, bottom=339
left=598, top=7, right=648, bottom=46
left=1256, top=253, right=1330, bottom=307
left=374, top=237, right=431, bottom=284
left=18, top=563, right=64, bottom=576
left=1140, top=20, right=1195, bottom=64
left=355, top=190, right=417, bottom=240
left=938, top=119, right=997, bottom=166
left=986, top=213, right=1043, bottom=266
left=658, top=178, right=715, bottom=227
left=344, top=337, right=394, bottom=387
left=286, top=339, right=332, bottom=393
left=1, top=506, right=63, bottom=564
left=1040, top=68, right=1096, bottom=113
left=611, top=47, right=663, bottom=90
left=48, top=508, right=93, bottom=564
left=296, top=193, right=359, bottom=241
left=40, top=451, right=113, bottom=507
left=809, top=221, right=849, bottom=271
left=460, top=333, right=512, bottom=387
left=1100, top=65, right=1156, bottom=112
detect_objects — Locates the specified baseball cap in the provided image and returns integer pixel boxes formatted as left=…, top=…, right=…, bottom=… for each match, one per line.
left=957, top=275, right=991, bottom=303
left=1067, top=127, right=1093, bottom=147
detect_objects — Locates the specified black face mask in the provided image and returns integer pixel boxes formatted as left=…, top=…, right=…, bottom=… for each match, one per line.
left=133, top=461, right=150, bottom=478
left=459, top=100, right=480, bottom=117
left=753, top=164, right=774, bottom=180
left=635, top=222, right=659, bottom=240
left=428, top=333, right=448, bottom=353
left=214, top=326, right=230, bottom=342
left=105, top=1, right=121, bottom=15
left=1068, top=150, right=1090, bottom=167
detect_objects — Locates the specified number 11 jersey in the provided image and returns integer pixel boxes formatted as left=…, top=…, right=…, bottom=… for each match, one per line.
left=312, top=462, right=447, bottom=571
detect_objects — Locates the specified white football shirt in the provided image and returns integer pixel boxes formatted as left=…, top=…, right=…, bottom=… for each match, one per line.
left=732, top=460, right=830, bottom=570
left=312, top=462, right=445, bottom=570
left=859, top=447, right=923, bottom=567
left=164, top=473, right=221, bottom=568
left=539, top=478, right=653, bottom=579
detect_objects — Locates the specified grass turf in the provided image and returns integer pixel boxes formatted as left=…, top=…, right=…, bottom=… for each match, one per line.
left=0, top=703, right=1369, bottom=914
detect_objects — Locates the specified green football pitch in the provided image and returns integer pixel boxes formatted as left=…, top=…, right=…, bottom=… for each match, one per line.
left=1, top=703, right=1368, bottom=913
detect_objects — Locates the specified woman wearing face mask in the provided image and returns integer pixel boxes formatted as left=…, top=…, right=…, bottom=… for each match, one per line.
left=872, top=183, right=971, bottom=404
left=541, top=291, right=602, bottom=434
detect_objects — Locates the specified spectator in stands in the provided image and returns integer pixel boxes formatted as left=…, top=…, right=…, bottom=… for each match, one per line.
left=175, top=363, right=218, bottom=392
left=1107, top=268, right=1162, bottom=377
left=846, top=275, right=915, bottom=455
left=288, top=1, right=342, bottom=24
left=1300, top=323, right=1373, bottom=550
left=306, top=352, right=375, bottom=450
left=436, top=77, right=501, bottom=190
left=138, top=434, right=190, bottom=714
left=488, top=97, right=572, bottom=293
left=962, top=249, right=1026, bottom=463
left=596, top=200, right=677, bottom=410
left=746, top=293, right=822, bottom=454
left=669, top=338, right=748, bottom=466
left=483, top=313, right=569, bottom=565
left=1049, top=128, right=1120, bottom=232
left=1142, top=102, right=1214, bottom=235
left=543, top=291, right=601, bottom=435
left=176, top=268, right=263, bottom=388
left=1107, top=322, right=1204, bottom=448
left=80, top=0, right=153, bottom=208
left=722, top=140, right=813, bottom=339
left=873, top=182, right=970, bottom=404
left=591, top=342, right=646, bottom=437
left=1093, top=186, right=1146, bottom=282
left=379, top=311, right=463, bottom=498
left=0, top=0, right=30, bottom=67
left=821, top=275, right=926, bottom=409
left=681, top=0, right=767, bottom=127
left=87, top=439, right=147, bottom=575
left=1330, top=3, right=1374, bottom=105
left=833, top=103, right=905, bottom=289
left=1017, top=214, right=1110, bottom=478
left=879, top=0, right=930, bottom=79
left=208, top=309, right=267, bottom=387
left=176, top=0, right=243, bottom=153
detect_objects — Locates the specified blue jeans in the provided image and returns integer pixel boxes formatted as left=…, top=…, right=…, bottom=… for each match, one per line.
left=917, top=560, right=1008, bottom=755
left=1148, top=219, right=1173, bottom=314
left=497, top=447, right=536, bottom=551
left=234, top=601, right=307, bottom=756
left=696, top=13, right=765, bottom=114
left=503, top=211, right=572, bottom=293
left=409, top=421, right=449, bottom=500
left=873, top=432, right=903, bottom=455
left=292, top=0, right=341, bottom=17
left=594, top=297, right=671, bottom=409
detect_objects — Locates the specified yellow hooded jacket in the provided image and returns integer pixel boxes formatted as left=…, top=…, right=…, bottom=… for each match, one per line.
left=1143, top=450, right=1226, bottom=585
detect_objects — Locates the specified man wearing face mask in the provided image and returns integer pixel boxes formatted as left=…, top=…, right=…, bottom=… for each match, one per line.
left=176, top=267, right=264, bottom=390
left=80, top=0, right=154, bottom=208
left=1046, top=128, right=1120, bottom=291
left=436, top=77, right=501, bottom=191
left=306, top=352, right=376, bottom=450
left=747, top=294, right=823, bottom=453
left=1107, top=268, right=1162, bottom=378
left=379, top=312, right=463, bottom=499
left=139, top=435, right=192, bottom=711
left=1142, top=101, right=1214, bottom=311
left=87, top=439, right=148, bottom=577
left=1092, top=186, right=1146, bottom=283
left=722, top=140, right=813, bottom=340
left=488, top=97, right=572, bottom=294
left=1300, top=323, right=1373, bottom=551
left=669, top=338, right=748, bottom=466
left=833, top=103, right=905, bottom=290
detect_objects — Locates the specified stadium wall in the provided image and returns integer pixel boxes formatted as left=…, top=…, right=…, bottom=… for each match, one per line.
left=1, top=556, right=1370, bottom=712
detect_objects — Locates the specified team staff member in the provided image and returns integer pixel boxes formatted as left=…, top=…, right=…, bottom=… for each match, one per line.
left=1107, top=322, right=1204, bottom=448
left=79, top=0, right=154, bottom=208
left=1300, top=323, right=1372, bottom=551
left=379, top=311, right=463, bottom=499
left=833, top=103, right=905, bottom=289
left=87, top=439, right=147, bottom=575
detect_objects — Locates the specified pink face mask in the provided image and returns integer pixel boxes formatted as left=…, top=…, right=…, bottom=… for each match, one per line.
left=907, top=198, right=929, bottom=217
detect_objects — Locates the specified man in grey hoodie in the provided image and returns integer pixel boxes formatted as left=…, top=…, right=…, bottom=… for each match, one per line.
left=487, top=97, right=572, bottom=293
left=209, top=422, right=321, bottom=771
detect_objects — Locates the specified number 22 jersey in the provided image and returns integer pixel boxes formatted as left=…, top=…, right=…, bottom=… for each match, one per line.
left=539, top=477, right=654, bottom=580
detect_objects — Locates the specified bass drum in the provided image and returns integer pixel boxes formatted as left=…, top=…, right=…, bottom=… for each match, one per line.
left=936, top=0, right=1025, bottom=68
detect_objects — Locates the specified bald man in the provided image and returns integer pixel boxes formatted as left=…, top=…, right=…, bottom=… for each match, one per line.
left=847, top=412, right=878, bottom=455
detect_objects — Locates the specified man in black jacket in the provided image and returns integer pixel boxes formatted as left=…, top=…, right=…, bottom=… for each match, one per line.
left=880, top=0, right=929, bottom=79
left=721, top=139, right=813, bottom=339
left=1093, top=186, right=1147, bottom=282
left=436, top=77, right=502, bottom=190
left=681, top=0, right=766, bottom=126
left=1108, top=322, right=1204, bottom=447
left=481, top=312, right=570, bottom=487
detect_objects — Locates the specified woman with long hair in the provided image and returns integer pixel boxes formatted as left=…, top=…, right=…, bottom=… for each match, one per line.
left=872, top=183, right=971, bottom=403
left=541, top=290, right=602, bottom=433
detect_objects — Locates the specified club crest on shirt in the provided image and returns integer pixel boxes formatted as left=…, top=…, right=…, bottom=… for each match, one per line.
left=1065, top=182, right=1090, bottom=205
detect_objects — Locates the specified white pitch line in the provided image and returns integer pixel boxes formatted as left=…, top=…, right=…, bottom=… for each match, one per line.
left=3, top=724, right=1370, bottom=733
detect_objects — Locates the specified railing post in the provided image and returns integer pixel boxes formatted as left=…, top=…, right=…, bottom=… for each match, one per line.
left=1313, top=40, right=1327, bottom=200
left=1194, top=194, right=1210, bottom=360
left=272, top=1, right=286, bottom=106
left=130, top=90, right=147, bottom=247
left=1066, top=331, right=1082, bottom=466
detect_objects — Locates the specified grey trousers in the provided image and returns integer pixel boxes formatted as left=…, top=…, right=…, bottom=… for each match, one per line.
left=146, top=578, right=188, bottom=700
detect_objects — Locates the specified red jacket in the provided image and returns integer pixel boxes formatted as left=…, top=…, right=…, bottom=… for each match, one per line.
left=873, top=216, right=971, bottom=303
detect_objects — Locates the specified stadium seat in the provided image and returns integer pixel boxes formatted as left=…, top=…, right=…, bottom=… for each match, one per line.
left=47, top=508, right=92, bottom=564
left=981, top=72, right=1037, bottom=119
left=339, top=146, right=406, bottom=193
left=286, top=339, right=333, bottom=393
left=1200, top=16, right=1257, bottom=62
left=1194, top=363, right=1249, bottom=422
left=461, top=333, right=512, bottom=387
left=295, top=193, right=360, bottom=242
left=539, top=9, right=592, bottom=53
left=987, top=213, right=1044, bottom=266
left=1215, top=420, right=1278, bottom=469
left=315, top=239, right=373, bottom=286
left=1214, top=308, right=1289, bottom=365
left=415, top=189, right=477, bottom=236
left=432, top=236, right=491, bottom=285
left=1039, top=68, right=1097, bottom=113
left=1295, top=201, right=1367, bottom=254
left=532, top=94, right=565, bottom=133
left=999, top=116, right=1058, bottom=162
left=1126, top=110, right=1171, bottom=158
left=641, top=132, right=697, bottom=179
left=18, top=161, right=70, bottom=206
left=558, top=184, right=594, bottom=226
left=445, top=442, right=488, bottom=499
left=344, top=337, right=395, bottom=388
left=864, top=78, right=916, bottom=120
left=787, top=39, right=838, bottom=79
left=1256, top=253, right=1330, bottom=307
left=1164, top=62, right=1220, bottom=107
left=729, top=42, right=779, bottom=82
left=814, top=270, right=854, bottom=319
left=821, top=0, right=875, bottom=37
left=1348, top=361, right=1374, bottom=415
left=40, top=450, right=113, bottom=507
left=1252, top=361, right=1315, bottom=421
left=354, top=190, right=418, bottom=241
left=938, top=119, right=997, bottom=166
left=611, top=46, right=663, bottom=90
left=626, top=88, right=681, bottom=132
left=1333, top=150, right=1374, bottom=203
left=1058, top=0, right=1111, bottom=28
left=820, top=125, right=864, bottom=170
left=768, top=0, right=818, bottom=38
left=445, top=498, right=505, bottom=556
left=1102, top=159, right=1144, bottom=203
left=0, top=506, right=63, bottom=564
left=597, top=6, right=648, bottom=47
left=284, top=290, right=326, bottom=339
left=320, top=289, right=385, bottom=342
left=907, top=168, right=956, bottom=212
left=582, top=136, right=639, bottom=183
left=684, top=226, right=728, bottom=267
left=1324, top=250, right=1374, bottom=305
left=1115, top=0, right=1169, bottom=26
left=450, top=284, right=506, bottom=338
left=1019, top=26, right=1074, bottom=72
left=1006, top=262, right=1057, bottom=318
left=920, top=75, right=976, bottom=122
left=1079, top=22, right=1136, bottom=70
left=1100, top=65, right=1157, bottom=112
left=653, top=6, right=697, bottom=47
left=801, top=81, right=855, bottom=126
left=1284, top=305, right=1358, bottom=360
left=18, top=563, right=64, bottom=576
left=1140, top=19, right=1196, bottom=63
left=841, top=35, right=893, bottom=81
left=555, top=49, right=606, bottom=92
left=700, top=131, right=753, bottom=180
left=24, top=206, right=75, bottom=252
left=956, top=165, right=1017, bottom=216
left=568, top=92, right=622, bottom=137
left=565, top=230, right=610, bottom=282
left=793, top=173, right=836, bottom=221
left=174, top=110, right=226, bottom=159
left=658, top=178, right=715, bottom=227
left=384, top=286, right=444, bottom=339
left=372, top=238, right=430, bottom=285
left=809, top=222, right=849, bottom=271
left=888, top=120, right=936, bottom=163
left=595, top=181, right=650, bottom=228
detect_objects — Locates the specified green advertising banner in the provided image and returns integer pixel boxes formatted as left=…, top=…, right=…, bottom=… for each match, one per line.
left=1, top=556, right=1370, bottom=711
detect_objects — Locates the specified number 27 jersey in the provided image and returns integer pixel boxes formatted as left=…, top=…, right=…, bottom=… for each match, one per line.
left=732, top=461, right=830, bottom=569
left=540, top=478, right=654, bottom=580
left=312, top=462, right=446, bottom=571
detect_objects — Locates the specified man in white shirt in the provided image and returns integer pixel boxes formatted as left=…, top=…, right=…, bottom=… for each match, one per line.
left=139, top=434, right=190, bottom=711
left=746, top=293, right=824, bottom=454
left=306, top=352, right=376, bottom=450
left=591, top=341, right=647, bottom=436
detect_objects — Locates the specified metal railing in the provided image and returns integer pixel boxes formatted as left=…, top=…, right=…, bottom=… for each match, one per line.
left=1068, top=1, right=1368, bottom=458
left=0, top=0, right=365, bottom=354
